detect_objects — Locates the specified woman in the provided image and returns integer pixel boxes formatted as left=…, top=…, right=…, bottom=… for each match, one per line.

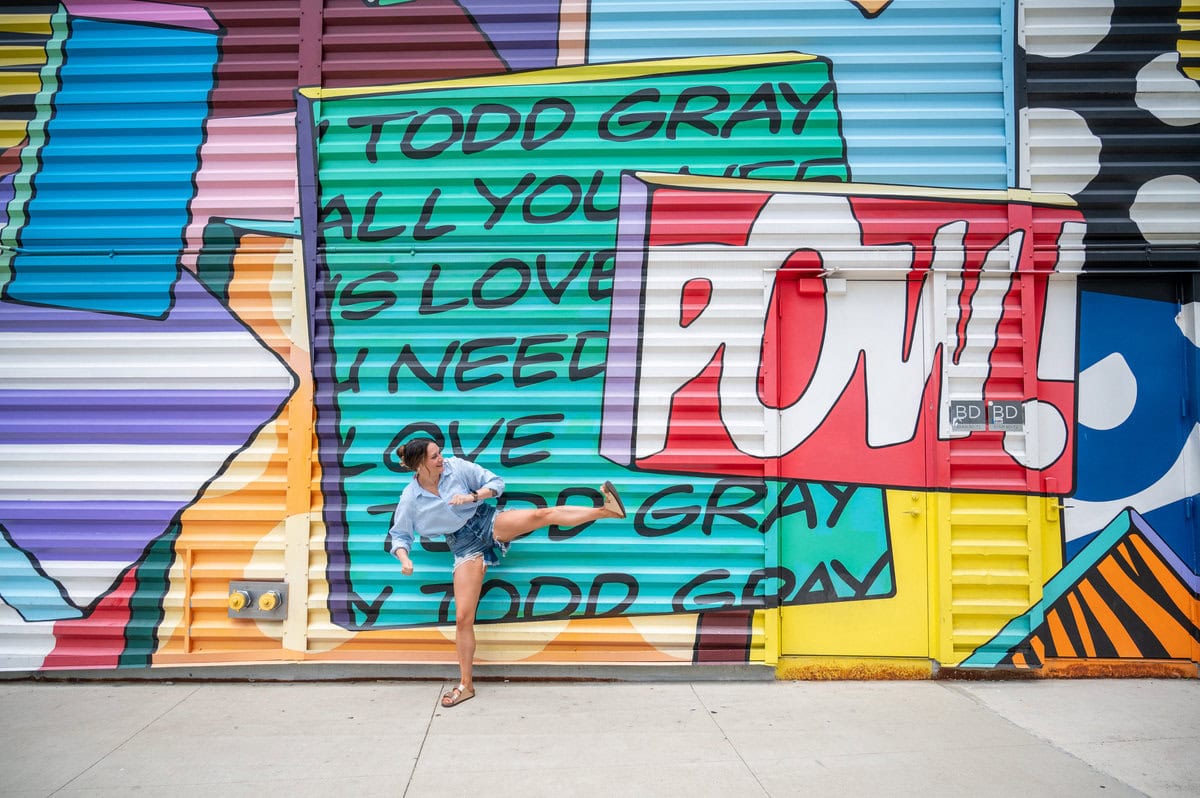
left=388, top=437, right=626, bottom=708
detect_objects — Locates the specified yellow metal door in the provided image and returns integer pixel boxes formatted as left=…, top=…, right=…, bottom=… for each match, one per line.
left=779, top=489, right=930, bottom=661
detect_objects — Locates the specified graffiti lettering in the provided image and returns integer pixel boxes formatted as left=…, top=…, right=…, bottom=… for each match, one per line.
left=463, top=97, right=575, bottom=153
left=421, top=571, right=640, bottom=624
left=349, top=98, right=576, bottom=164
left=357, top=191, right=408, bottom=242
left=318, top=187, right=455, bottom=243
left=349, top=585, right=393, bottom=627
left=598, top=81, right=834, bottom=143
left=759, top=482, right=859, bottom=531
left=499, top=413, right=561, bottom=467
left=474, top=170, right=613, bottom=228
left=385, top=332, right=606, bottom=393
left=635, top=480, right=853, bottom=537
left=348, top=81, right=830, bottom=161
left=419, top=264, right=468, bottom=314
left=672, top=556, right=892, bottom=612
left=403, top=106, right=463, bottom=159
left=672, top=569, right=734, bottom=612
left=338, top=270, right=398, bottom=321
left=420, top=252, right=612, bottom=313
left=604, top=178, right=1085, bottom=490
left=419, top=556, right=884, bottom=624
left=382, top=414, right=564, bottom=473
left=463, top=103, right=520, bottom=154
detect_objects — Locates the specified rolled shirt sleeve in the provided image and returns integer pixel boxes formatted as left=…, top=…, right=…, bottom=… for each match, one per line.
left=388, top=487, right=417, bottom=553
left=460, top=458, right=504, bottom=498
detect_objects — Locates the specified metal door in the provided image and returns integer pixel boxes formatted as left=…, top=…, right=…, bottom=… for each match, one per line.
left=771, top=274, right=930, bottom=659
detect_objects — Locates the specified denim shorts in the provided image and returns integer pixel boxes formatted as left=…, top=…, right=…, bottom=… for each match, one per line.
left=446, top=503, right=507, bottom=571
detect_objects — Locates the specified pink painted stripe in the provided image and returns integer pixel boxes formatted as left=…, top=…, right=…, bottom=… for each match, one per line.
left=63, top=0, right=219, bottom=31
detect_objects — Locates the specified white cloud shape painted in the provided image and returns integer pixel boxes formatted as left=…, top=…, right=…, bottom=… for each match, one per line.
left=1023, top=0, right=1113, bottom=58
left=1078, top=352, right=1137, bottom=431
left=1022, top=107, right=1102, bottom=196
left=1131, top=174, right=1200, bottom=246
left=1136, top=53, right=1200, bottom=127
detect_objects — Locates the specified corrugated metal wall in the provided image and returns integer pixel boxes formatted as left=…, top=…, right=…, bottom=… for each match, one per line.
left=309, top=52, right=846, bottom=661
left=0, top=0, right=1196, bottom=676
left=0, top=2, right=300, bottom=669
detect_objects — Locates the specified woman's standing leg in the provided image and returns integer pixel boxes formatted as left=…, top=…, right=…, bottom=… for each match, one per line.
left=446, top=556, right=486, bottom=706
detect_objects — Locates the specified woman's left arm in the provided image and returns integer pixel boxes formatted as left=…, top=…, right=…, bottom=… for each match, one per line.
left=473, top=461, right=504, bottom=499
left=449, top=459, right=504, bottom=504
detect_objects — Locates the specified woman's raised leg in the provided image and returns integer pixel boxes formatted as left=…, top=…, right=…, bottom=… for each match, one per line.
left=492, top=483, right=626, bottom=544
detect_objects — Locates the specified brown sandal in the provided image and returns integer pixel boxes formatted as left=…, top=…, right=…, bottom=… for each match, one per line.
left=601, top=481, right=626, bottom=519
left=442, top=683, right=475, bottom=708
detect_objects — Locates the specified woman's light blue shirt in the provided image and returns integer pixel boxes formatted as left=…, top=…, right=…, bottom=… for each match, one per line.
left=388, top=457, right=505, bottom=553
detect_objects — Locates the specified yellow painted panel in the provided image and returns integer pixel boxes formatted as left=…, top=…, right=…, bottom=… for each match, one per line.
left=0, top=72, right=41, bottom=97
left=0, top=47, right=47, bottom=69
left=0, top=14, right=53, bottom=36
left=751, top=608, right=779, bottom=665
left=0, top=120, right=28, bottom=149
left=780, top=490, right=928, bottom=657
left=930, top=493, right=1063, bottom=667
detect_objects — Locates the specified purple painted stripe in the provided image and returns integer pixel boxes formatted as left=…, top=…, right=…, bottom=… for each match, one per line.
left=0, top=499, right=181, bottom=566
left=459, top=0, right=559, bottom=70
left=63, top=0, right=219, bottom=31
left=0, top=389, right=288, bottom=446
left=1130, top=510, right=1200, bottom=592
left=0, top=171, right=14, bottom=229
left=297, top=97, right=320, bottom=354
left=0, top=270, right=250, bottom=334
left=599, top=173, right=649, bottom=465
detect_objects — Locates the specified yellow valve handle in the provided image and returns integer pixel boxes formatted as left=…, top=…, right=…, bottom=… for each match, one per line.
left=228, top=589, right=251, bottom=612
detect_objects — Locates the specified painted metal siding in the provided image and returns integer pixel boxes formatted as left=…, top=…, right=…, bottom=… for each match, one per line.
left=0, top=1, right=1196, bottom=677
left=320, top=0, right=508, bottom=87
left=1023, top=0, right=1200, bottom=263
left=308, top=52, right=848, bottom=658
left=586, top=0, right=1014, bottom=189
left=0, top=3, right=300, bottom=668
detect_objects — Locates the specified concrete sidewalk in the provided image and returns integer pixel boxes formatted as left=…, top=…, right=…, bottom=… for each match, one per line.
left=1, top=677, right=1197, bottom=797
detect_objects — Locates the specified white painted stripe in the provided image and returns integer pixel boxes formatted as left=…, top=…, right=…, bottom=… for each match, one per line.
left=0, top=601, right=57, bottom=669
left=0, top=443, right=249, bottom=501
left=0, top=331, right=293, bottom=390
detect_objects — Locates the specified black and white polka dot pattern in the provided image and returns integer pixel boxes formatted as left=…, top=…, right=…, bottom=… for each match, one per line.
left=1022, top=0, right=1199, bottom=282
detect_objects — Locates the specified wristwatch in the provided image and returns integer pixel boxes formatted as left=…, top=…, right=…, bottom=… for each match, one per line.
left=471, top=491, right=479, bottom=501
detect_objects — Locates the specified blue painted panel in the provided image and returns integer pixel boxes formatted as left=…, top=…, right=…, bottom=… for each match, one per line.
left=1074, top=286, right=1199, bottom=575
left=587, top=0, right=1013, bottom=189
left=6, top=18, right=216, bottom=319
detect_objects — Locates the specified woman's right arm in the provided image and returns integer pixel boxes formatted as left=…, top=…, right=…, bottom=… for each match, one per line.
left=394, top=547, right=413, bottom=576
left=389, top=497, right=416, bottom=575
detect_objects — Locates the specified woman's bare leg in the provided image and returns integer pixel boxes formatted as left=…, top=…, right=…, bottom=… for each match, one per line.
left=493, top=505, right=623, bottom=543
left=492, top=482, right=625, bottom=543
left=448, top=556, right=485, bottom=702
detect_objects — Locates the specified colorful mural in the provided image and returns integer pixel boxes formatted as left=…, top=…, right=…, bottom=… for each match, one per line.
left=0, top=0, right=1196, bottom=676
